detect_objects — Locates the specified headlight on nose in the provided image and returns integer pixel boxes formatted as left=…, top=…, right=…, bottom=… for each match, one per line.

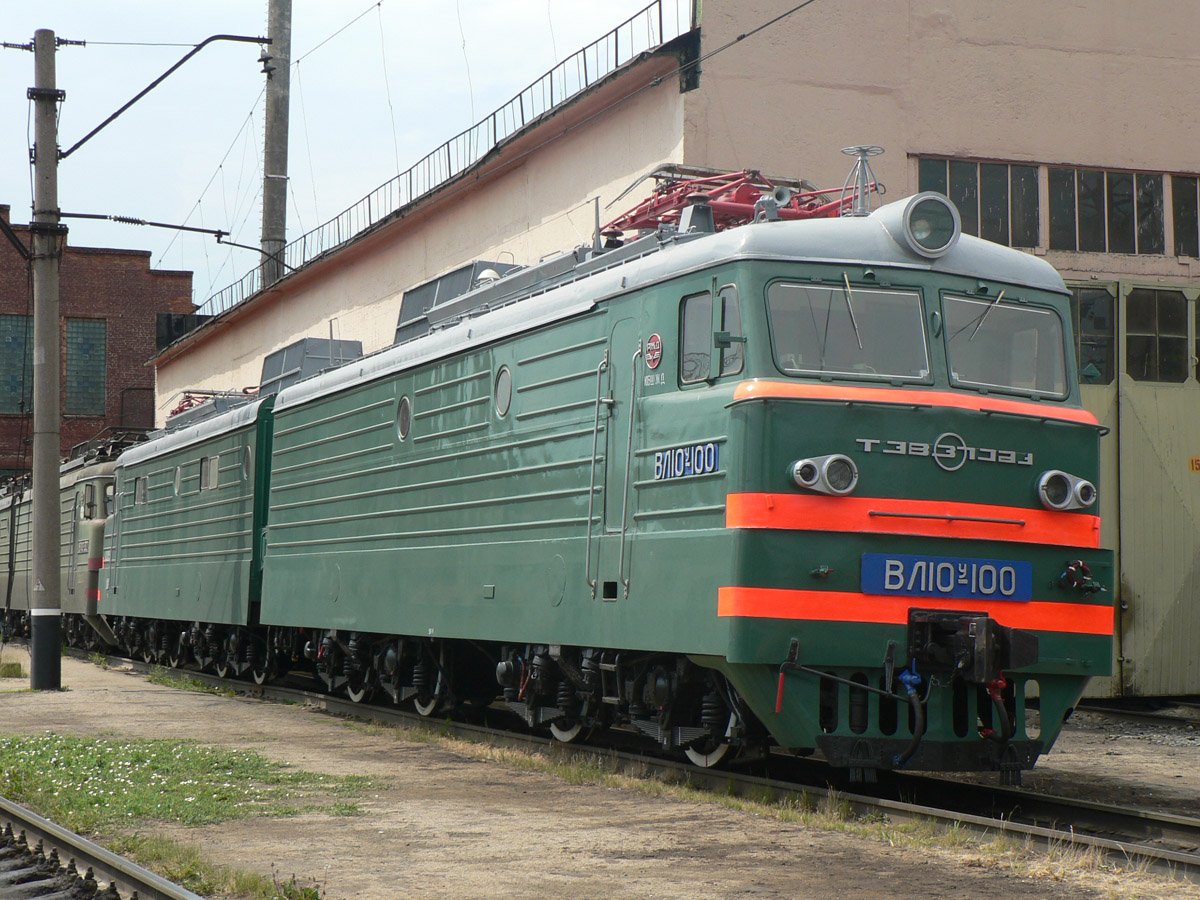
left=791, top=454, right=859, bottom=496
left=1038, top=470, right=1096, bottom=511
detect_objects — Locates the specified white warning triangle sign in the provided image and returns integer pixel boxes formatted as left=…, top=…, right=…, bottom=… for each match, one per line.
left=33, top=579, right=45, bottom=592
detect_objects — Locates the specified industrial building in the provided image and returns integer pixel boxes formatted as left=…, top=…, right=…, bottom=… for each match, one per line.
left=0, top=204, right=194, bottom=476
left=149, top=0, right=1200, bottom=697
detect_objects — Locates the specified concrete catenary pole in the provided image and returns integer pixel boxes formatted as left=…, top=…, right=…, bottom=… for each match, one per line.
left=29, top=28, right=63, bottom=689
left=260, top=0, right=292, bottom=285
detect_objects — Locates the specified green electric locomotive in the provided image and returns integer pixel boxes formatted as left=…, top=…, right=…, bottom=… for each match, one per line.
left=1, top=437, right=133, bottom=649
left=102, top=180, right=1112, bottom=781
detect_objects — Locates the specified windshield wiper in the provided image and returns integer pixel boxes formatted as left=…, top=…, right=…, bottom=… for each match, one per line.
left=967, top=289, right=1006, bottom=342
left=842, top=272, right=863, bottom=350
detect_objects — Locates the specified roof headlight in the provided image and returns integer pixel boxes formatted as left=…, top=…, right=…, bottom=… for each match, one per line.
left=873, top=192, right=962, bottom=259
left=906, top=196, right=958, bottom=255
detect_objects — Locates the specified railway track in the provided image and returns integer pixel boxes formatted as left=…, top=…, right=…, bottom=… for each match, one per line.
left=1077, top=700, right=1200, bottom=729
left=0, top=795, right=201, bottom=900
left=77, top=651, right=1200, bottom=885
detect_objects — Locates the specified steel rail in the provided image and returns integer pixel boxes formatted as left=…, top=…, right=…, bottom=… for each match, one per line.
left=0, top=794, right=202, bottom=900
left=76, top=650, right=1200, bottom=885
left=1076, top=701, right=1200, bottom=729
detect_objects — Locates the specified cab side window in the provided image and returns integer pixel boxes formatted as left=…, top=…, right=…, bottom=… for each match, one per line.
left=680, top=286, right=743, bottom=384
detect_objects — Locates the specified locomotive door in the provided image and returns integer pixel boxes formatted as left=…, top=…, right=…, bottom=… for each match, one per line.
left=598, top=317, right=642, bottom=600
left=604, top=317, right=640, bottom=532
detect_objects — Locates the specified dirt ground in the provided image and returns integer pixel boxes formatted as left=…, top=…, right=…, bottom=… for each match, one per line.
left=0, top=647, right=1193, bottom=899
left=1001, top=706, right=1200, bottom=817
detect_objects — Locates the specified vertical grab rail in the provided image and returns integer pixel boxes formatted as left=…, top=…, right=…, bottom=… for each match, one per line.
left=619, top=342, right=643, bottom=598
left=584, top=351, right=610, bottom=597
left=67, top=491, right=79, bottom=595
left=107, top=488, right=122, bottom=595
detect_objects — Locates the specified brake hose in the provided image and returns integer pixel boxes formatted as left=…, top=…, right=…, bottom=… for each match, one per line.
left=893, top=665, right=926, bottom=767
left=984, top=677, right=1014, bottom=744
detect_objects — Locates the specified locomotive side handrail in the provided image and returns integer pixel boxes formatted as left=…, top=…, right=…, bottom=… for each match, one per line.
left=619, top=342, right=643, bottom=598
left=585, top=350, right=610, bottom=597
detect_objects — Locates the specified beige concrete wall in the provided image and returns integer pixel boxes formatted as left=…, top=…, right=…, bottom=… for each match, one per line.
left=155, top=72, right=685, bottom=423
left=686, top=1, right=1200, bottom=196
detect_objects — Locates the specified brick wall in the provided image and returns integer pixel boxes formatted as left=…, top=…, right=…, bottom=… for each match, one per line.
left=0, top=203, right=194, bottom=474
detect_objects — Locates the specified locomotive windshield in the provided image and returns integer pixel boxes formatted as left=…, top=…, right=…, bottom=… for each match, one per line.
left=767, top=282, right=929, bottom=381
left=943, top=294, right=1067, bottom=398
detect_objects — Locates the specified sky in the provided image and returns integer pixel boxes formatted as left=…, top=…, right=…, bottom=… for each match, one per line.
left=0, top=0, right=657, bottom=306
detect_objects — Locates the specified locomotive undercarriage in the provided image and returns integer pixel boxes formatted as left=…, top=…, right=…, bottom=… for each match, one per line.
left=44, top=611, right=759, bottom=768
left=39, top=607, right=1056, bottom=780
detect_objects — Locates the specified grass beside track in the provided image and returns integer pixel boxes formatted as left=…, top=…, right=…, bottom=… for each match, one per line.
left=0, top=732, right=370, bottom=898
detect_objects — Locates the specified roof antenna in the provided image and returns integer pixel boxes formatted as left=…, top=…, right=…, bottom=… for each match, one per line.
left=592, top=196, right=603, bottom=255
left=840, top=145, right=885, bottom=217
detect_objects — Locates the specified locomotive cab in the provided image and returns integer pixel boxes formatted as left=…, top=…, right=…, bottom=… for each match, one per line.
left=702, top=194, right=1112, bottom=781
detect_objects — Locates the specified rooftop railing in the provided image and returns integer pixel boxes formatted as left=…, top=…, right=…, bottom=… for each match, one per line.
left=198, top=0, right=695, bottom=317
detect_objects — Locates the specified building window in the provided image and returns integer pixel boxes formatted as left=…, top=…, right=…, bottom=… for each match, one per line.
left=1048, top=167, right=1163, bottom=255
left=66, top=318, right=106, bottom=416
left=1126, top=288, right=1188, bottom=382
left=917, top=159, right=1038, bottom=247
left=1173, top=175, right=1199, bottom=258
left=0, top=314, right=33, bottom=414
left=1068, top=287, right=1116, bottom=385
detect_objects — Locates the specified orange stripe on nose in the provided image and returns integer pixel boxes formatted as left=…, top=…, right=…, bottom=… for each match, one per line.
left=717, top=586, right=1114, bottom=636
left=725, top=493, right=1101, bottom=548
left=731, top=380, right=1100, bottom=426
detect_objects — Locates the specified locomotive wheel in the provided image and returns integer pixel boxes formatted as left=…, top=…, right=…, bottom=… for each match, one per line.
left=683, top=712, right=738, bottom=769
left=250, top=657, right=274, bottom=685
left=413, top=692, right=442, bottom=717
left=142, top=622, right=159, bottom=664
left=167, top=649, right=183, bottom=669
left=549, top=719, right=585, bottom=743
left=345, top=674, right=374, bottom=704
left=413, top=674, right=445, bottom=717
left=214, top=659, right=233, bottom=679
left=683, top=740, right=734, bottom=769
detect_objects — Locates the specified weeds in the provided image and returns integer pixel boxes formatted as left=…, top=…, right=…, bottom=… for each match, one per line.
left=147, top=667, right=235, bottom=698
left=109, top=833, right=322, bottom=899
left=0, top=733, right=369, bottom=834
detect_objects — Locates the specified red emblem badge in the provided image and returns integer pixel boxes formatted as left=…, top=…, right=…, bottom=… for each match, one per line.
left=645, top=333, right=663, bottom=370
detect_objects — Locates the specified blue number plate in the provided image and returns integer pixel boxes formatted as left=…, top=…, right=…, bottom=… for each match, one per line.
left=861, top=553, right=1033, bottom=602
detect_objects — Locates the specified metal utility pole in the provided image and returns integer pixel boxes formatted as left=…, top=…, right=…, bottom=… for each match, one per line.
left=29, top=28, right=64, bottom=689
left=22, top=29, right=266, bottom=690
left=260, top=0, right=292, bottom=286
